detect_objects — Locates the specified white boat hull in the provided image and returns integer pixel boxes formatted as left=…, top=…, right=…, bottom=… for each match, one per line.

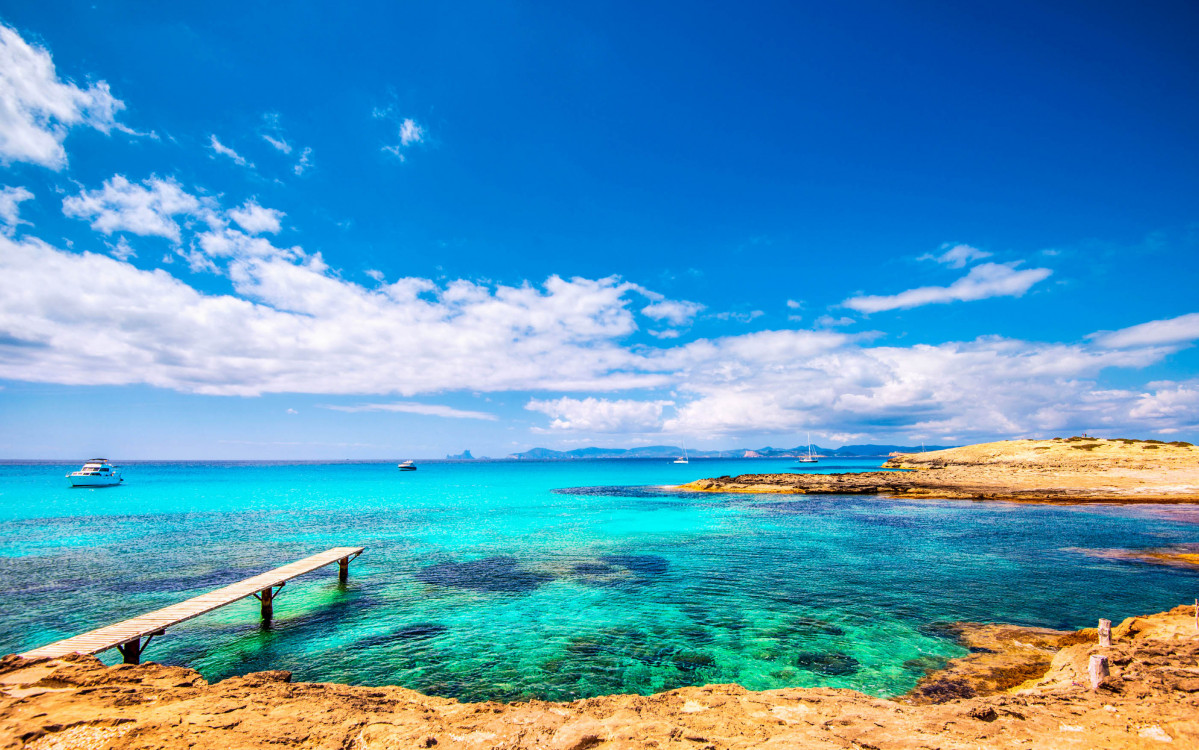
left=68, top=474, right=122, bottom=487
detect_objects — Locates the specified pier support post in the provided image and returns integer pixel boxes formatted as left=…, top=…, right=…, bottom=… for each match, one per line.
left=254, top=584, right=284, bottom=622
left=1098, top=619, right=1111, bottom=647
left=117, top=638, right=143, bottom=664
left=1089, top=654, right=1109, bottom=690
left=115, top=631, right=162, bottom=665
left=339, top=556, right=349, bottom=584
left=260, top=586, right=274, bottom=620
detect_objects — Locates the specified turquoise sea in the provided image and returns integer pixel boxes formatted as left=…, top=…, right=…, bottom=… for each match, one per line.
left=1, top=458, right=1196, bottom=702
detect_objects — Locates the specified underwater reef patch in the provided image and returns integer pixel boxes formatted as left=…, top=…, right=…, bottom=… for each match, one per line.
left=599, top=554, right=670, bottom=575
left=415, top=556, right=553, bottom=592
left=793, top=651, right=860, bottom=676
left=354, top=623, right=449, bottom=649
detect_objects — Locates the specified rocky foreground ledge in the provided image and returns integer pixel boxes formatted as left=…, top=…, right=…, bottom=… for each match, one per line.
left=679, top=437, right=1199, bottom=503
left=3, top=606, right=1198, bottom=749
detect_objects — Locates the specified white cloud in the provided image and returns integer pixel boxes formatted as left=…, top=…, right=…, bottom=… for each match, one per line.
left=62, top=175, right=204, bottom=242
left=1128, top=381, right=1199, bottom=424
left=374, top=106, right=426, bottom=160
left=0, top=24, right=125, bottom=169
left=1090, top=312, right=1199, bottom=349
left=294, top=147, right=313, bottom=175
left=815, top=315, right=855, bottom=328
left=262, top=133, right=291, bottom=153
left=321, top=401, right=497, bottom=420
left=260, top=112, right=291, bottom=153
left=712, top=310, right=764, bottom=323
left=0, top=185, right=33, bottom=235
left=526, top=397, right=673, bottom=432
left=642, top=299, right=703, bottom=326
left=196, top=226, right=300, bottom=263
left=786, top=299, right=803, bottom=309
left=399, top=118, right=424, bottom=146
left=0, top=234, right=670, bottom=397
left=228, top=200, right=283, bottom=235
left=209, top=135, right=253, bottom=168
left=658, top=332, right=1168, bottom=439
left=107, top=236, right=136, bottom=261
left=919, top=243, right=992, bottom=268
left=843, top=262, right=1052, bottom=313
left=260, top=114, right=313, bottom=175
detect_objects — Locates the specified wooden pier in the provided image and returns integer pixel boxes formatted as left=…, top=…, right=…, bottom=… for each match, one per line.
left=20, top=547, right=364, bottom=664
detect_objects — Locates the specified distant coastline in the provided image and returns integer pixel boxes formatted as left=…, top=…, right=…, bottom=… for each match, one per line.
left=505, top=442, right=952, bottom=460
left=0, top=443, right=951, bottom=463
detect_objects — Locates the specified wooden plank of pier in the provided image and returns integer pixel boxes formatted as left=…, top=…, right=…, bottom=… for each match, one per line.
left=21, top=546, right=364, bottom=662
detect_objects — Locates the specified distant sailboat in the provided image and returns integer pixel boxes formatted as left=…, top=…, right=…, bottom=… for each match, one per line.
left=673, top=441, right=689, bottom=464
left=795, top=432, right=819, bottom=464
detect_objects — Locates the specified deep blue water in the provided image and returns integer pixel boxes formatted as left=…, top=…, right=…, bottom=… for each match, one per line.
left=1, top=458, right=1196, bottom=702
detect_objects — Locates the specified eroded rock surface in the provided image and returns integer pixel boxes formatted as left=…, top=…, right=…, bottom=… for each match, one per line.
left=3, top=606, right=1198, bottom=749
left=680, top=437, right=1199, bottom=503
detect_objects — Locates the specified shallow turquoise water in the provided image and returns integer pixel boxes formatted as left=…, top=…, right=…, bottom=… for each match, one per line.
left=1, top=458, right=1196, bottom=701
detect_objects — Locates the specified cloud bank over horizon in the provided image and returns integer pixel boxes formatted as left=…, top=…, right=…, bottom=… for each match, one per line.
left=1, top=221, right=1196, bottom=442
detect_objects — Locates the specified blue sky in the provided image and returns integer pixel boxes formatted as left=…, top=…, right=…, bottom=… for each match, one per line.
left=0, top=0, right=1197, bottom=458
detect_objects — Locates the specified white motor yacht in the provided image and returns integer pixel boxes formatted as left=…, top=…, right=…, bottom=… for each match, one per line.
left=398, top=460, right=417, bottom=471
left=67, top=458, right=123, bottom=487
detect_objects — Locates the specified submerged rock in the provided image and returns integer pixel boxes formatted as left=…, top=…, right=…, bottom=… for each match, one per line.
left=793, top=651, right=860, bottom=676
left=355, top=623, right=450, bottom=649
left=598, top=554, right=670, bottom=575
left=415, top=556, right=553, bottom=592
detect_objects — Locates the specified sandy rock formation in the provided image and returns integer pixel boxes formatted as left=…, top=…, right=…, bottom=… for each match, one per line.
left=2, top=606, right=1198, bottom=749
left=679, top=437, right=1199, bottom=503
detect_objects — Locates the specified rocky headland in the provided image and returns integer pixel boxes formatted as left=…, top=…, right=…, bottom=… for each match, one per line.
left=678, top=437, right=1199, bottom=504
left=3, top=605, right=1198, bottom=749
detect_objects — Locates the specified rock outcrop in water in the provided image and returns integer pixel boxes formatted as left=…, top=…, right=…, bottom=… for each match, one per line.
left=679, top=437, right=1199, bottom=503
left=3, top=605, right=1198, bottom=749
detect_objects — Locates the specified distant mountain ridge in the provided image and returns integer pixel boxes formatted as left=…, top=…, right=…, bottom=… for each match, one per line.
left=507, top=444, right=952, bottom=460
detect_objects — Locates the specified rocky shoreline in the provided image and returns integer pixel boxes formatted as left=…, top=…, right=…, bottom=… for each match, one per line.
left=678, top=437, right=1199, bottom=504
left=3, top=605, right=1198, bottom=748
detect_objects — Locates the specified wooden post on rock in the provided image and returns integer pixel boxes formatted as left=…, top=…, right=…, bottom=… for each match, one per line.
left=1089, top=654, right=1109, bottom=690
left=1098, top=618, right=1111, bottom=647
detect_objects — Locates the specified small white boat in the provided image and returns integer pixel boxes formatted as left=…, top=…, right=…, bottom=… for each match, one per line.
left=673, top=442, right=689, bottom=464
left=398, top=460, right=417, bottom=471
left=795, top=433, right=819, bottom=464
left=67, top=458, right=123, bottom=487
